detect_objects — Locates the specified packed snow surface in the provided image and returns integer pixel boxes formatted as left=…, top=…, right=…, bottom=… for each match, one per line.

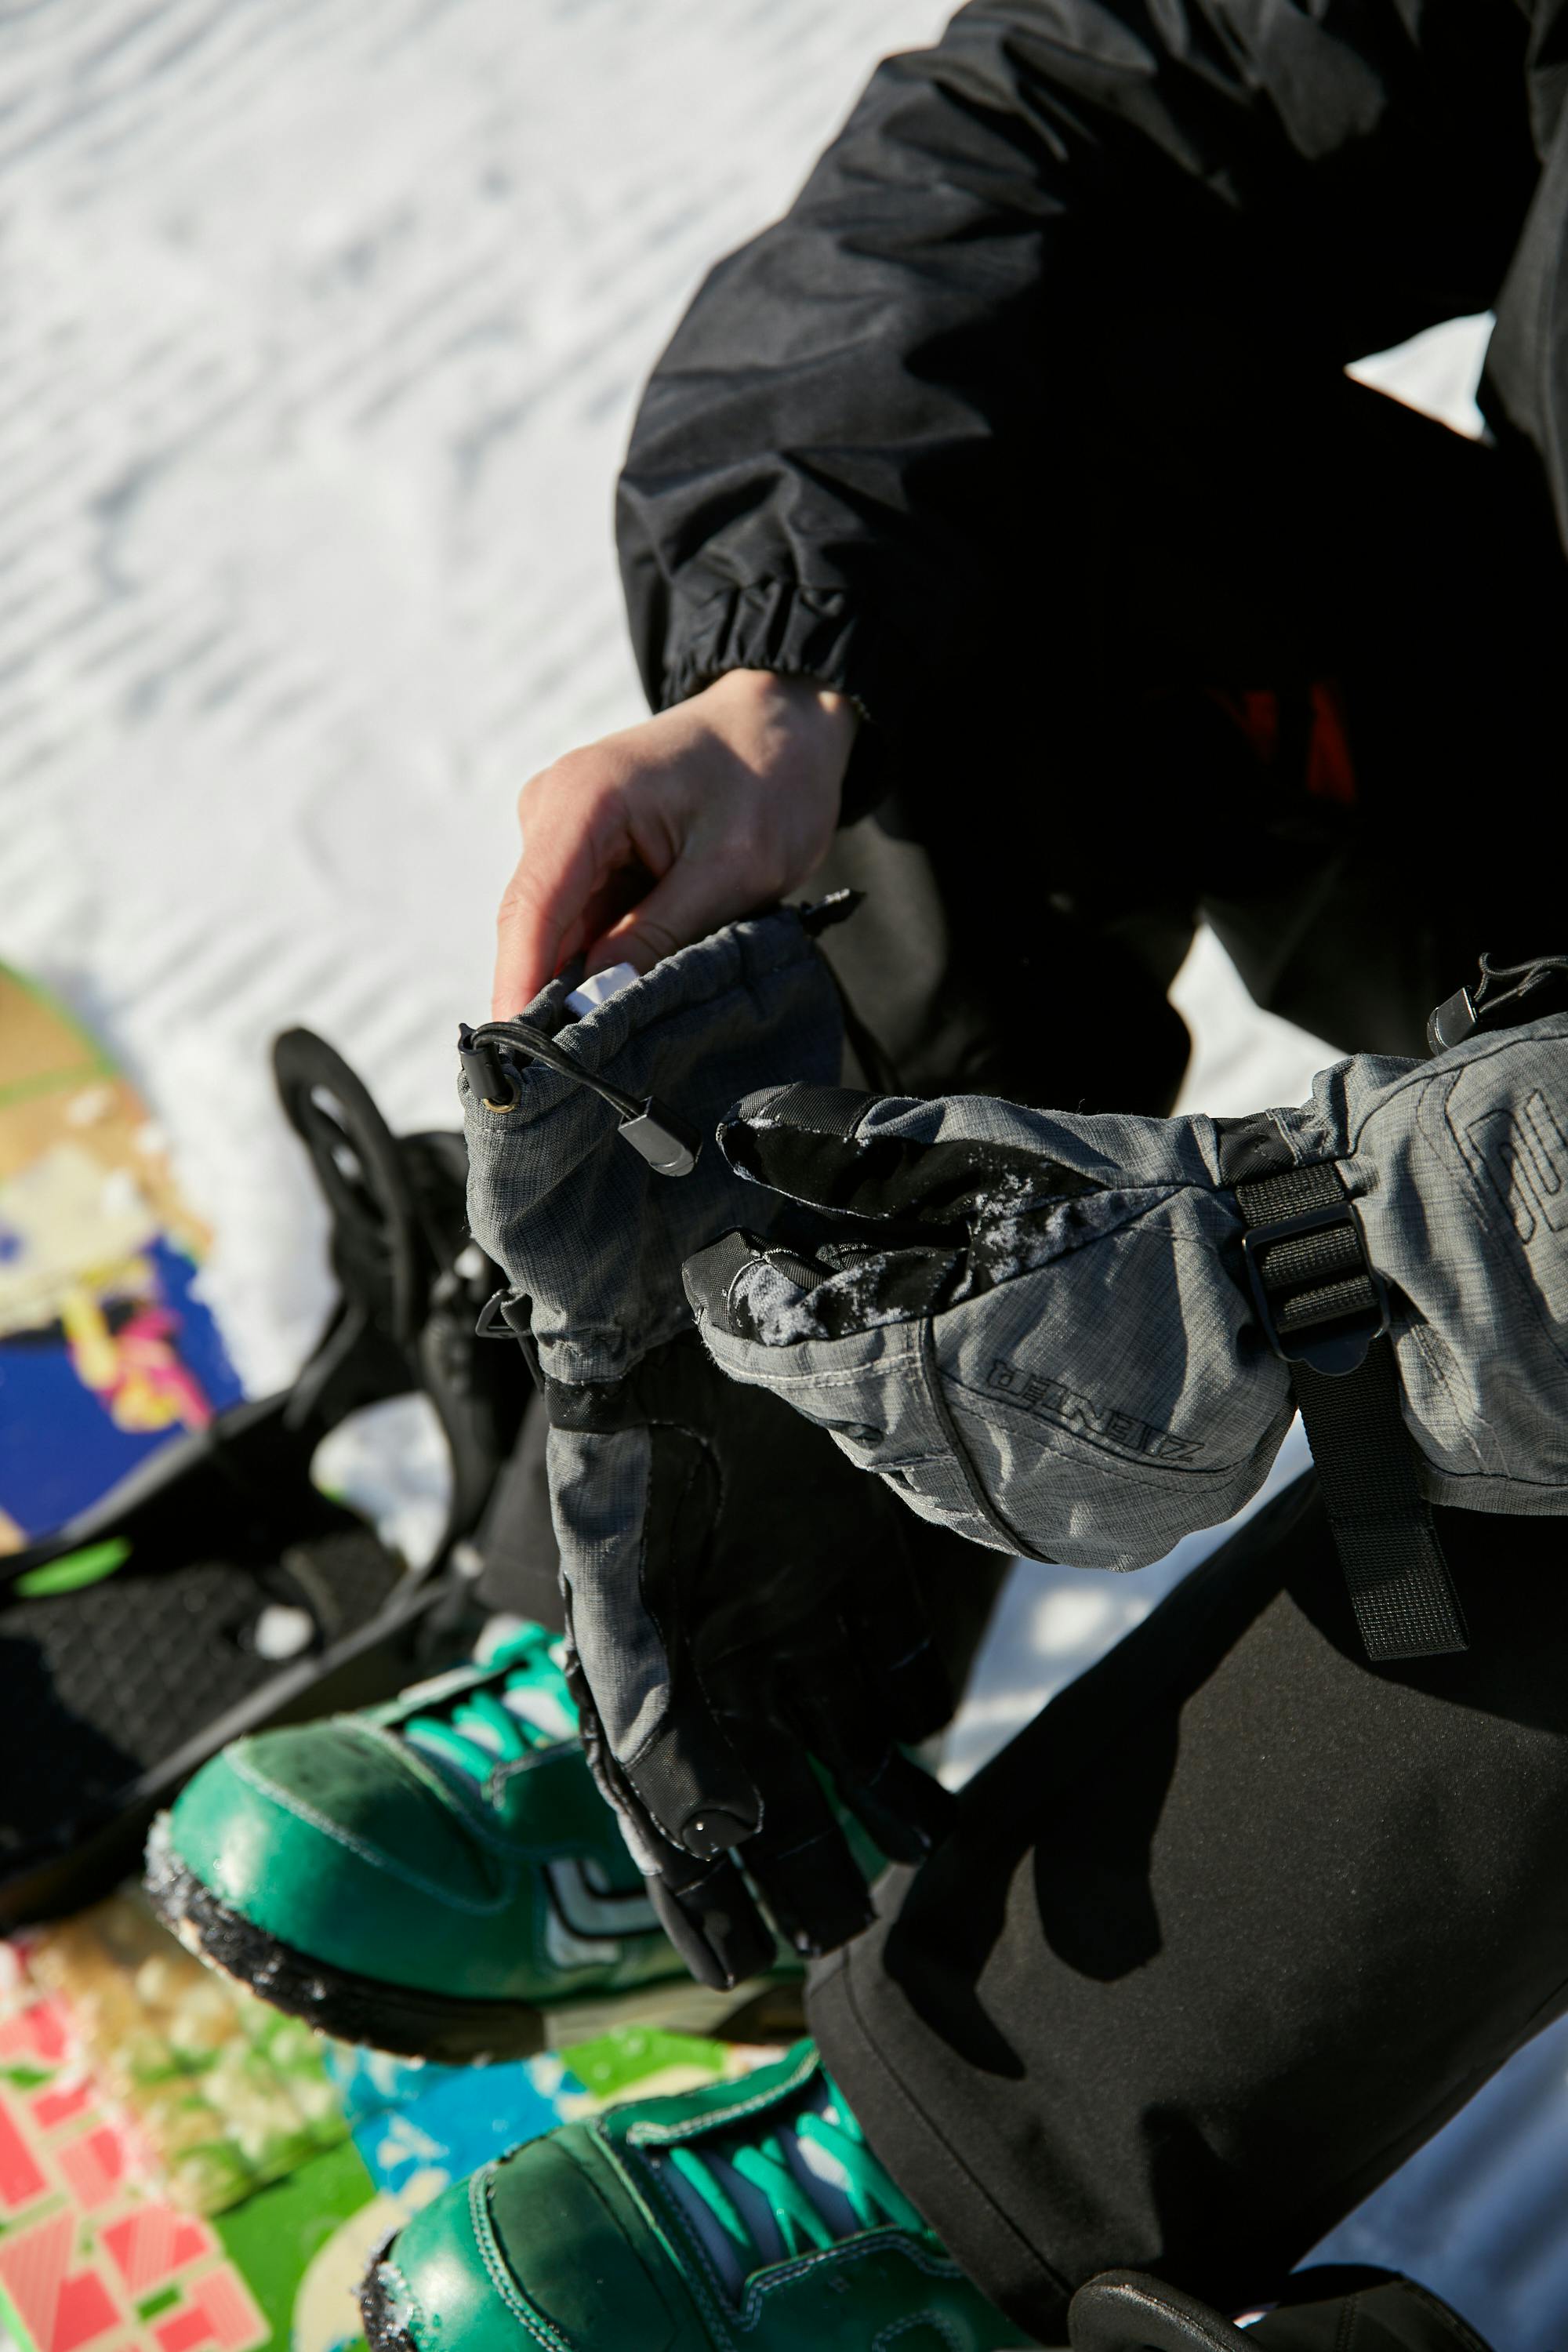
left=0, top=1, right=1548, bottom=2339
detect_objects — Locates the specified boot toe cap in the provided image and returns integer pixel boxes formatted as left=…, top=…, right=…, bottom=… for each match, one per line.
left=158, top=1724, right=499, bottom=1965
left=368, top=2136, right=689, bottom=2352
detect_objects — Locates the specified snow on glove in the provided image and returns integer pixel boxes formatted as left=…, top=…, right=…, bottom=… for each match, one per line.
left=684, top=1011, right=1568, bottom=1593
left=459, top=905, right=956, bottom=1993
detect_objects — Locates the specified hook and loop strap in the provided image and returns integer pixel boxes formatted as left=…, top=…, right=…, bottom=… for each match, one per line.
left=1290, top=1337, right=1468, bottom=1661
left=1225, top=1134, right=1468, bottom=1663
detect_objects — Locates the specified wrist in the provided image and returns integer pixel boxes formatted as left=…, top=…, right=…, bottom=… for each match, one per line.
left=702, top=666, right=858, bottom=745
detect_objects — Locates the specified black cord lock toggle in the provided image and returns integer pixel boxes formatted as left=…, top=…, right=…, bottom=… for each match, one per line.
left=457, top=1025, right=521, bottom=1111
left=1428, top=949, right=1568, bottom=1054
left=457, top=1020, right=702, bottom=1178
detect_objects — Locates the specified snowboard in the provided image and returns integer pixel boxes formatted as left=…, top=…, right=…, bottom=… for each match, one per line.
left=0, top=969, right=243, bottom=1549
left=0, top=1892, right=775, bottom=2352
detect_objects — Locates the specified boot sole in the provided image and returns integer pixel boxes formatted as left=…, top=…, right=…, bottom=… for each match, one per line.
left=359, top=2243, right=420, bottom=2352
left=145, top=1836, right=803, bottom=2063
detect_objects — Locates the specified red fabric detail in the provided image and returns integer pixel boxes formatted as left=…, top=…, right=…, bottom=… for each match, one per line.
left=0, top=2001, right=71, bottom=2068
left=1206, top=678, right=1357, bottom=807
left=1305, top=677, right=1356, bottom=804
left=1207, top=688, right=1279, bottom=764
left=50, top=2267, right=120, bottom=2352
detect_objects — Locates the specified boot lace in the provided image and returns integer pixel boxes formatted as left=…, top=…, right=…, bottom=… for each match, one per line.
left=402, top=1622, right=578, bottom=1781
left=661, top=2069, right=925, bottom=2292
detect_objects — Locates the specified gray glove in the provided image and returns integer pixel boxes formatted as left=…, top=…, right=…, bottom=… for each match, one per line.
left=459, top=904, right=957, bottom=1992
left=684, top=1011, right=1568, bottom=1632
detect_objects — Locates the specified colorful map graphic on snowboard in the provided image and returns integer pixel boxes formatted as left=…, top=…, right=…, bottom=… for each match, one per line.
left=2, top=1898, right=775, bottom=2352
left=0, top=970, right=241, bottom=1548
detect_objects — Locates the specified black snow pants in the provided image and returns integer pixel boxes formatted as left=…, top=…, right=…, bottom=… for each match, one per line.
left=792, top=368, right=1568, bottom=2343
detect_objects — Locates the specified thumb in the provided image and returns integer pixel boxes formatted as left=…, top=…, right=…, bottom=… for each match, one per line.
left=719, top=1082, right=1062, bottom=1229
left=717, top=1083, right=909, bottom=1213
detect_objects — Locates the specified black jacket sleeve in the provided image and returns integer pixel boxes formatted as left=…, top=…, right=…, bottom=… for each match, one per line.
left=616, top=0, right=1536, bottom=817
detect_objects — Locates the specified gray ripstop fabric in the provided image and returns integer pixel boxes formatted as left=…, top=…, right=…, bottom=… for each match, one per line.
left=543, top=1424, right=656, bottom=1757
left=687, top=1014, right=1568, bottom=1575
left=459, top=909, right=843, bottom=1804
left=463, top=908, right=841, bottom=1384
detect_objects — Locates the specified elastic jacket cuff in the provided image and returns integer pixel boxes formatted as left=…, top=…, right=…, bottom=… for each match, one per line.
left=657, top=578, right=900, bottom=826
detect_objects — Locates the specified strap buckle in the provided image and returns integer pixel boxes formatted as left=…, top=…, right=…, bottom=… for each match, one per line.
left=1240, top=1200, right=1390, bottom=1377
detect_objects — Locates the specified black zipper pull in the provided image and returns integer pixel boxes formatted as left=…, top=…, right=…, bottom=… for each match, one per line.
left=797, top=887, right=863, bottom=936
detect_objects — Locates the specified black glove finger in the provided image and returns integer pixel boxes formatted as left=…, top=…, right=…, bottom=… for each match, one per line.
left=647, top=1847, right=778, bottom=1994
left=720, top=1711, right=876, bottom=1958
left=843, top=1529, right=955, bottom=1747
left=560, top=1636, right=776, bottom=1991
left=782, top=1624, right=956, bottom=1865
left=717, top=1082, right=1101, bottom=1232
left=559, top=1612, right=756, bottom=1871
left=620, top=1708, right=764, bottom=1862
left=831, top=1738, right=956, bottom=1865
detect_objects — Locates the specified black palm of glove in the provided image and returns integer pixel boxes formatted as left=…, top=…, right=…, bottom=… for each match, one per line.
left=548, top=1332, right=954, bottom=1989
left=460, top=909, right=960, bottom=1992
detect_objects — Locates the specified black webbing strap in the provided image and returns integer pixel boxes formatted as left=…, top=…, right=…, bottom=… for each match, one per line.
left=1290, top=1342, right=1468, bottom=1659
left=1232, top=1155, right=1468, bottom=1664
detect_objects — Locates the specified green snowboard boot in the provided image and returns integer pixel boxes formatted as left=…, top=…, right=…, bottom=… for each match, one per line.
left=360, top=2038, right=1022, bottom=2352
left=146, top=1621, right=797, bottom=2063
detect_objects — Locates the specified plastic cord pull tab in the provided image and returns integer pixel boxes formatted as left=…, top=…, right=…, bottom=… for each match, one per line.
left=1427, top=987, right=1477, bottom=1054
left=619, top=1098, right=702, bottom=1177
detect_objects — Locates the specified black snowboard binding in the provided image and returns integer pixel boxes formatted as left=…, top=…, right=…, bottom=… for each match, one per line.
left=1069, top=2266, right=1494, bottom=2352
left=0, top=1029, right=527, bottom=1926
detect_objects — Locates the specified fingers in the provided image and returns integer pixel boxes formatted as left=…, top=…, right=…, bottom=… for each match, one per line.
left=648, top=1851, right=777, bottom=1991
left=492, top=673, right=852, bottom=1018
left=570, top=1570, right=765, bottom=1861
left=559, top=1637, right=775, bottom=1990
left=845, top=1540, right=956, bottom=1748
left=781, top=1621, right=956, bottom=1867
left=623, top=1709, right=764, bottom=1862
left=492, top=755, right=635, bottom=1018
left=583, top=841, right=775, bottom=983
left=803, top=1697, right=956, bottom=1864
left=724, top=1719, right=875, bottom=1957
left=560, top=1480, right=764, bottom=1863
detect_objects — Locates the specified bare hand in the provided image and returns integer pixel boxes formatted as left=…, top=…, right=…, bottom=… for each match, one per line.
left=492, top=669, right=856, bottom=1017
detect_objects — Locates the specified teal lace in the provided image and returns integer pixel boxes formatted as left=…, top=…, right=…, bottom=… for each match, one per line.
left=402, top=1624, right=579, bottom=1782
left=666, top=2073, right=924, bottom=2276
